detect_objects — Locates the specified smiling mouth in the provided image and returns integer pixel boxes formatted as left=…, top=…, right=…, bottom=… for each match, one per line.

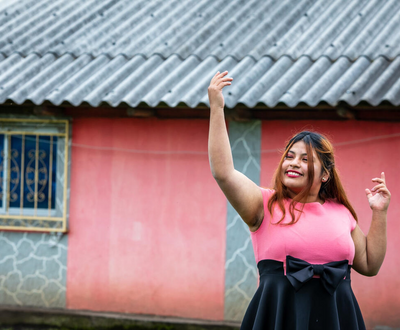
left=286, top=171, right=303, bottom=178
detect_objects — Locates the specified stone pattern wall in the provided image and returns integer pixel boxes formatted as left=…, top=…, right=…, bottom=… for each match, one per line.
left=0, top=127, right=70, bottom=308
left=0, top=232, right=67, bottom=308
left=224, top=121, right=261, bottom=321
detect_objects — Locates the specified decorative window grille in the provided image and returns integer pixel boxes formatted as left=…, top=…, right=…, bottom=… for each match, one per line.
left=0, top=118, right=69, bottom=232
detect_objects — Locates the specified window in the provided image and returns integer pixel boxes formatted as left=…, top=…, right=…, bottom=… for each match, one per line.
left=0, top=118, right=69, bottom=232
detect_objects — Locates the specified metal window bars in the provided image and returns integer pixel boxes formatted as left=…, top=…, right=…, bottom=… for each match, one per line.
left=0, top=118, right=69, bottom=233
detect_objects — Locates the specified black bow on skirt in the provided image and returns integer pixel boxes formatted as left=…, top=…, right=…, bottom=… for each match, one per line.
left=286, top=255, right=349, bottom=295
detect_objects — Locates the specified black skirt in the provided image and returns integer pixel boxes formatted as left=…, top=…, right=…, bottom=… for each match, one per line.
left=240, top=259, right=366, bottom=330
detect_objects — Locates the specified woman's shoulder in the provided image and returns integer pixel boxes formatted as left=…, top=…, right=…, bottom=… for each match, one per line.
left=260, top=187, right=275, bottom=203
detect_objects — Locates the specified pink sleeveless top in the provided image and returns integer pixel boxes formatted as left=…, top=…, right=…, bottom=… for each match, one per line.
left=251, top=188, right=357, bottom=272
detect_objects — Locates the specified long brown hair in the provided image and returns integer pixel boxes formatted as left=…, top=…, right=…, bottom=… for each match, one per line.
left=267, top=131, right=357, bottom=225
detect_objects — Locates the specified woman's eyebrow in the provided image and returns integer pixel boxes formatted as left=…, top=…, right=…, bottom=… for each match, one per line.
left=287, top=150, right=308, bottom=156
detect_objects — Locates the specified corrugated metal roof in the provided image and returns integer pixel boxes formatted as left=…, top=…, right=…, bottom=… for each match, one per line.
left=2, top=0, right=400, bottom=61
left=2, top=52, right=400, bottom=108
left=0, top=0, right=400, bottom=109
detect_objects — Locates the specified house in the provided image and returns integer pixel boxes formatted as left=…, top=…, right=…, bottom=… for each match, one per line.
left=0, top=0, right=399, bottom=329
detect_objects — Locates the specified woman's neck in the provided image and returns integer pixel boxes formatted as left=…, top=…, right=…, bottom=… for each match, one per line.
left=287, top=190, right=323, bottom=204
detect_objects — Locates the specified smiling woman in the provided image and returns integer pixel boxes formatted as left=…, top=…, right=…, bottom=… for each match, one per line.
left=208, top=71, right=391, bottom=330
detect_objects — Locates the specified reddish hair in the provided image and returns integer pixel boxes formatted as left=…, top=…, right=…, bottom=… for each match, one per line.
left=267, top=131, right=357, bottom=225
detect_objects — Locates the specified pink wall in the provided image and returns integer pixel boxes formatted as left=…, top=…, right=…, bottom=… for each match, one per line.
left=67, top=118, right=226, bottom=320
left=260, top=120, right=400, bottom=328
left=66, top=117, right=400, bottom=326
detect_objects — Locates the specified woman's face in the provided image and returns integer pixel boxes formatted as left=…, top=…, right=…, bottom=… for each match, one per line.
left=281, top=140, right=326, bottom=198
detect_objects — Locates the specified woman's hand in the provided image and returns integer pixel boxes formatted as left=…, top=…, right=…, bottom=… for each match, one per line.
left=353, top=172, right=390, bottom=276
left=208, top=71, right=233, bottom=109
left=365, top=172, right=391, bottom=212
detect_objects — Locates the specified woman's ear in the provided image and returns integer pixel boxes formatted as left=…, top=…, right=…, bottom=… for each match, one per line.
left=321, top=172, right=330, bottom=182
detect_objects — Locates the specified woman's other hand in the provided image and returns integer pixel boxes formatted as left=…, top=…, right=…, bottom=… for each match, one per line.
left=208, top=71, right=233, bottom=109
left=366, top=172, right=391, bottom=212
left=352, top=172, right=390, bottom=276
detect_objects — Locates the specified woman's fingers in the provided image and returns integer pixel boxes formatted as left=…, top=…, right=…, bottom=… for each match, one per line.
left=220, top=77, right=233, bottom=81
left=372, top=178, right=385, bottom=184
left=216, top=73, right=232, bottom=84
left=370, top=180, right=391, bottom=198
left=212, top=71, right=227, bottom=80
left=208, top=70, right=232, bottom=109
left=376, top=188, right=390, bottom=195
left=371, top=173, right=387, bottom=191
left=220, top=82, right=232, bottom=88
left=210, top=72, right=219, bottom=85
left=366, top=172, right=391, bottom=210
left=217, top=78, right=233, bottom=87
left=211, top=71, right=230, bottom=83
left=366, top=185, right=390, bottom=198
left=210, top=81, right=232, bottom=92
left=208, top=71, right=232, bottom=108
left=371, top=183, right=386, bottom=192
left=210, top=71, right=233, bottom=90
left=217, top=77, right=233, bottom=84
left=372, top=172, right=386, bottom=184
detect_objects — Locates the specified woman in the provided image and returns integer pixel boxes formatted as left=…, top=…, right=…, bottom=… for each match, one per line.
left=208, top=71, right=391, bottom=330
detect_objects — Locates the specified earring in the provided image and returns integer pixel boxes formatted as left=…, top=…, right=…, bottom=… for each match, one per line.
left=322, top=177, right=326, bottom=182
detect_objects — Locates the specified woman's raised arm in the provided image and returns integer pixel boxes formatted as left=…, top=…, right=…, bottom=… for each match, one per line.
left=208, top=71, right=264, bottom=231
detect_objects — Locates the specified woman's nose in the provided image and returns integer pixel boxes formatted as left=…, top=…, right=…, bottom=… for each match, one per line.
left=289, top=157, right=301, bottom=167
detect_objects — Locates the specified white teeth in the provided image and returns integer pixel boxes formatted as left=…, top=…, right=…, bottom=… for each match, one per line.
left=287, top=171, right=301, bottom=176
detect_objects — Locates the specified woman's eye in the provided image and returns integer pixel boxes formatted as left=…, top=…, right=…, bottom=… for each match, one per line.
left=303, top=158, right=308, bottom=162
left=285, top=155, right=293, bottom=159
